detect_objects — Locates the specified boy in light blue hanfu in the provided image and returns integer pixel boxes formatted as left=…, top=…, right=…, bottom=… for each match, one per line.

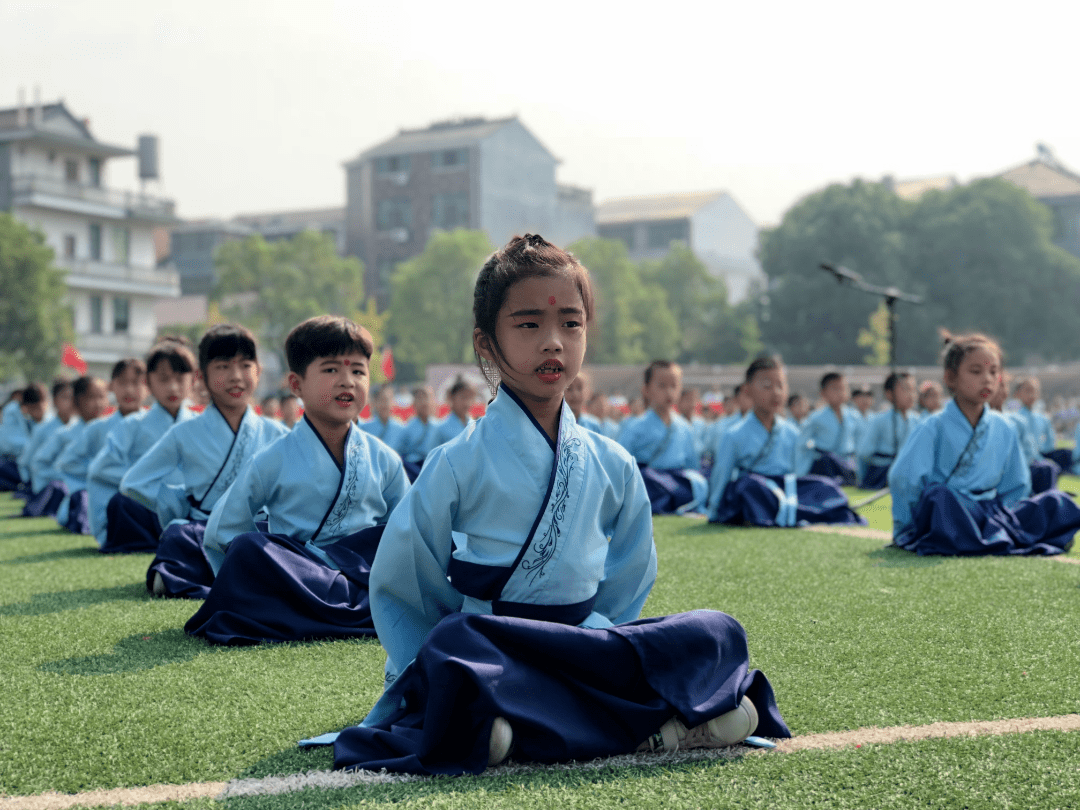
left=0, top=390, right=30, bottom=465
left=856, top=372, right=919, bottom=491
left=45, top=375, right=113, bottom=532
left=19, top=380, right=77, bottom=517
left=1013, top=377, right=1072, bottom=481
left=89, top=341, right=197, bottom=551
left=889, top=332, right=1080, bottom=556
left=188, top=316, right=409, bottom=645
left=398, top=385, right=441, bottom=481
left=796, top=371, right=859, bottom=485
left=707, top=356, right=861, bottom=527
left=0, top=385, right=45, bottom=492
left=123, top=325, right=289, bottom=597
left=431, top=377, right=477, bottom=449
left=618, top=360, right=708, bottom=514
left=328, top=235, right=788, bottom=776
left=359, top=385, right=405, bottom=451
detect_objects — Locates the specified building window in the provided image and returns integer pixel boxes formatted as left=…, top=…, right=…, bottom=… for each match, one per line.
left=63, top=235, right=76, bottom=259
left=597, top=224, right=635, bottom=251
left=431, top=148, right=468, bottom=169
left=376, top=198, right=412, bottom=232
left=89, top=296, right=103, bottom=334
left=646, top=219, right=690, bottom=250
left=111, top=227, right=131, bottom=264
left=113, top=297, right=130, bottom=333
left=65, top=158, right=79, bottom=183
left=432, top=192, right=470, bottom=230
left=88, top=158, right=102, bottom=187
left=88, top=224, right=102, bottom=261
left=375, top=155, right=411, bottom=174
left=376, top=257, right=396, bottom=294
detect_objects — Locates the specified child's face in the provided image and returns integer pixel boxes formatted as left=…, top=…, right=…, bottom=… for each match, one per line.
left=888, top=379, right=916, bottom=413
left=374, top=389, right=394, bottom=421
left=148, top=362, right=194, bottom=417
left=280, top=397, right=301, bottom=424
left=644, top=367, right=682, bottom=416
left=989, top=376, right=1009, bottom=410
left=919, top=384, right=942, bottom=412
left=748, top=368, right=788, bottom=419
left=450, top=388, right=475, bottom=420
left=25, top=400, right=46, bottom=423
left=564, top=376, right=590, bottom=415
left=1017, top=381, right=1039, bottom=409
left=475, top=274, right=586, bottom=413
left=54, top=389, right=75, bottom=422
left=77, top=380, right=109, bottom=422
left=289, top=352, right=369, bottom=430
left=414, top=389, right=433, bottom=420
left=202, top=354, right=260, bottom=411
left=112, top=367, right=148, bottom=416
left=789, top=396, right=810, bottom=422
left=586, top=394, right=606, bottom=419
left=852, top=392, right=873, bottom=414
left=737, top=387, right=754, bottom=414
left=262, top=397, right=281, bottom=419
left=945, top=348, right=999, bottom=410
left=678, top=389, right=699, bottom=418
left=822, top=378, right=849, bottom=408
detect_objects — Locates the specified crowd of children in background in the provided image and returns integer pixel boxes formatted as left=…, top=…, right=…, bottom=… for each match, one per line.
left=2, top=233, right=1080, bottom=775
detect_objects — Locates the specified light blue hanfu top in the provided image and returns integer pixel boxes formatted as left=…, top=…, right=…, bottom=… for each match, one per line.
left=367, top=385, right=656, bottom=694
left=888, top=400, right=1030, bottom=545
left=1073, top=423, right=1080, bottom=475
left=431, top=412, right=472, bottom=448
left=0, top=400, right=31, bottom=458
left=706, top=412, right=799, bottom=520
left=204, top=416, right=409, bottom=574
left=398, top=416, right=441, bottom=464
left=618, top=410, right=699, bottom=470
left=17, top=415, right=64, bottom=488
left=576, top=413, right=603, bottom=434
left=28, top=417, right=80, bottom=492
left=86, top=402, right=195, bottom=546
left=1011, top=406, right=1054, bottom=463
left=120, top=404, right=289, bottom=527
left=856, top=407, right=920, bottom=468
left=359, top=416, right=406, bottom=454
left=57, top=411, right=124, bottom=490
left=796, top=405, right=859, bottom=474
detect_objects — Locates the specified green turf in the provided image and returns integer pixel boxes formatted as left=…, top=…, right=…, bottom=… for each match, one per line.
left=2, top=490, right=1079, bottom=807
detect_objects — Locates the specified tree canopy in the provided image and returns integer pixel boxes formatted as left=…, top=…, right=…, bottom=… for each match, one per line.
left=0, top=214, right=71, bottom=381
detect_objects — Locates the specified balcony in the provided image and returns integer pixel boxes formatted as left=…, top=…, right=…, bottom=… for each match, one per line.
left=11, top=174, right=177, bottom=222
left=62, top=258, right=180, bottom=298
left=76, top=332, right=157, bottom=365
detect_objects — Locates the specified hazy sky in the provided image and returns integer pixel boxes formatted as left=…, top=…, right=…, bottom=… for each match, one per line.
left=4, top=0, right=1078, bottom=226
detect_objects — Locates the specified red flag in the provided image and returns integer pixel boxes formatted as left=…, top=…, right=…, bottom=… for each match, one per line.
left=61, top=343, right=87, bottom=375
left=380, top=345, right=395, bottom=381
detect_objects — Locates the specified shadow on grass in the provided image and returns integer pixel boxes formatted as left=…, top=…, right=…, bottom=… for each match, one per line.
left=237, top=744, right=337, bottom=780
left=0, top=581, right=149, bottom=616
left=0, top=524, right=69, bottom=539
left=868, top=546, right=944, bottom=568
left=221, top=753, right=740, bottom=810
left=39, top=628, right=220, bottom=676
left=3, top=546, right=106, bottom=564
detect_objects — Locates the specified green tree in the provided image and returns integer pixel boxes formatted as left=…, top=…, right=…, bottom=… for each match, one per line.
left=386, top=229, right=494, bottom=369
left=857, top=302, right=890, bottom=365
left=213, top=231, right=367, bottom=366
left=0, top=213, right=72, bottom=380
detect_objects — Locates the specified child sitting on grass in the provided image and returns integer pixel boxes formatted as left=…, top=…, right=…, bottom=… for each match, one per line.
left=122, top=325, right=289, bottom=597
left=0, top=383, right=46, bottom=493
left=856, top=372, right=919, bottom=491
left=708, top=356, right=862, bottom=527
left=20, top=379, right=80, bottom=518
left=187, top=316, right=409, bottom=645
left=796, top=371, right=859, bottom=486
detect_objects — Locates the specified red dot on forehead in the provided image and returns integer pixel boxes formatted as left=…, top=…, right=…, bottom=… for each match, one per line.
left=343, top=359, right=350, bottom=366
left=548, top=296, right=556, bottom=305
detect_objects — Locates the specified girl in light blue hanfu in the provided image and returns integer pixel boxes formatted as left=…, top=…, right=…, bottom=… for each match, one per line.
left=856, top=372, right=920, bottom=491
left=889, top=331, right=1080, bottom=556
left=328, top=234, right=789, bottom=776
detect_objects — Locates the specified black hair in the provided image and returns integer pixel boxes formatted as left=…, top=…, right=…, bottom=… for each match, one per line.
left=732, top=383, right=744, bottom=397
left=787, top=392, right=806, bottom=408
left=643, top=360, right=679, bottom=385
left=111, top=357, right=147, bottom=380
left=198, top=324, right=258, bottom=374
left=52, top=378, right=73, bottom=399
left=73, top=375, right=104, bottom=404
left=447, top=376, right=477, bottom=398
left=22, top=382, right=46, bottom=405
left=280, top=392, right=298, bottom=403
left=883, top=372, right=912, bottom=394
left=939, top=329, right=1003, bottom=389
left=147, top=337, right=196, bottom=376
left=285, top=315, right=373, bottom=375
left=745, top=355, right=782, bottom=384
left=819, top=371, right=843, bottom=390
left=473, top=234, right=594, bottom=395
left=1012, top=376, right=1037, bottom=394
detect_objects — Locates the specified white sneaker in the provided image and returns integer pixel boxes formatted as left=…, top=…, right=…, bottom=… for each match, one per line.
left=152, top=572, right=166, bottom=597
left=488, top=716, right=513, bottom=766
left=642, top=696, right=759, bottom=753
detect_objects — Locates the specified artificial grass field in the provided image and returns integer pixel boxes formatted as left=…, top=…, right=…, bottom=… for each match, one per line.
left=2, top=479, right=1079, bottom=809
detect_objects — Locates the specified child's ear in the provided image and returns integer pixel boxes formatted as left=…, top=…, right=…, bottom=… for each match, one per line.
left=473, top=329, right=494, bottom=364
left=287, top=372, right=303, bottom=397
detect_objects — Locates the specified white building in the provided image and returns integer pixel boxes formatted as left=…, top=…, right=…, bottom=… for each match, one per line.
left=596, top=191, right=763, bottom=302
left=0, top=100, right=179, bottom=376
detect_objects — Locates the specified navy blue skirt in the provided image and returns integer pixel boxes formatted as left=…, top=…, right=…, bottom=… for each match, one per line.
left=185, top=525, right=384, bottom=645
left=0, top=459, right=22, bottom=491
left=101, top=494, right=162, bottom=553
left=711, top=474, right=864, bottom=527
left=333, top=610, right=789, bottom=775
left=403, top=460, right=423, bottom=483
left=20, top=481, right=66, bottom=518
left=1043, top=448, right=1073, bottom=472
left=808, top=452, right=858, bottom=487
left=638, top=464, right=695, bottom=515
left=860, top=463, right=890, bottom=491
left=63, top=489, right=90, bottom=535
left=1029, top=460, right=1060, bottom=496
left=146, top=520, right=214, bottom=598
left=895, top=484, right=1080, bottom=556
